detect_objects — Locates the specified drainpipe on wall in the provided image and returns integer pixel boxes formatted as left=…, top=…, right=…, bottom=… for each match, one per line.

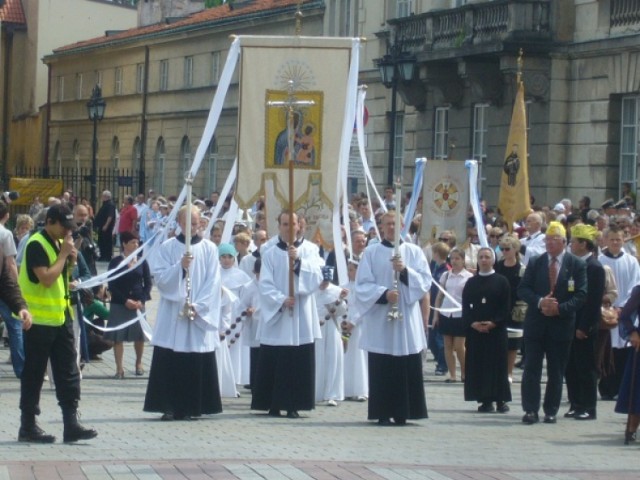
left=44, top=62, right=52, bottom=177
left=1, top=26, right=12, bottom=184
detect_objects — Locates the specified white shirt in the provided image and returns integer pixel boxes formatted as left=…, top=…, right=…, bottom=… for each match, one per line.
left=440, top=269, right=473, bottom=318
left=522, top=231, right=546, bottom=266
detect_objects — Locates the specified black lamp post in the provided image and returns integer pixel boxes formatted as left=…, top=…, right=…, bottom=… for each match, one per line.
left=87, top=85, right=106, bottom=210
left=375, top=48, right=416, bottom=186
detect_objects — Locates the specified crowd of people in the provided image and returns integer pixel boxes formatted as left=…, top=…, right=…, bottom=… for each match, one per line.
left=2, top=186, right=640, bottom=443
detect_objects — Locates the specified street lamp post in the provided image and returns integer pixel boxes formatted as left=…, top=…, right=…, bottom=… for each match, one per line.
left=375, top=46, right=416, bottom=186
left=87, top=85, right=106, bottom=210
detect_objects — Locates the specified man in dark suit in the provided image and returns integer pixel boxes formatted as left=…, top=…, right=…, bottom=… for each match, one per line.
left=564, top=224, right=605, bottom=420
left=518, top=221, right=587, bottom=424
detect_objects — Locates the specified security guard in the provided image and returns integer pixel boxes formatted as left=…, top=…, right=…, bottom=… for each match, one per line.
left=18, top=204, right=97, bottom=443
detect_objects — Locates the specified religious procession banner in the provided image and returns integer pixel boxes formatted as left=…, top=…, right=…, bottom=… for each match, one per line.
left=420, top=160, right=469, bottom=245
left=498, top=77, right=531, bottom=228
left=235, top=36, right=355, bottom=247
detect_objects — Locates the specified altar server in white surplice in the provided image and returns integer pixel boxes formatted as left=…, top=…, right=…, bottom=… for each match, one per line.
left=218, top=242, right=252, bottom=388
left=216, top=287, right=240, bottom=398
left=355, top=210, right=431, bottom=426
left=234, top=258, right=262, bottom=390
left=144, top=205, right=222, bottom=420
left=314, top=278, right=348, bottom=406
left=343, top=258, right=368, bottom=401
left=251, top=211, right=324, bottom=419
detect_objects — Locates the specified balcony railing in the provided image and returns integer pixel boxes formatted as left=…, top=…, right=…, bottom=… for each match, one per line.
left=389, top=0, right=550, bottom=52
left=611, top=0, right=640, bottom=28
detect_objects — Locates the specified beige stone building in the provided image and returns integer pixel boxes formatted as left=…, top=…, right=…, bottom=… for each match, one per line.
left=37, top=0, right=640, bottom=210
left=45, top=0, right=344, bottom=202
left=0, top=0, right=137, bottom=185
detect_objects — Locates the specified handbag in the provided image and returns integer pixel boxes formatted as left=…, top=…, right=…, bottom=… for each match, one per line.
left=511, top=300, right=528, bottom=323
left=599, top=305, right=619, bottom=330
left=511, top=264, right=528, bottom=323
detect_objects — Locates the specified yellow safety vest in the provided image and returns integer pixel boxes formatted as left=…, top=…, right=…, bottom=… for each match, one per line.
left=18, top=231, right=69, bottom=326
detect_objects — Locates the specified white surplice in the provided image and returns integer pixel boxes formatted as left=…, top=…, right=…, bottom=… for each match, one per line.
left=258, top=238, right=324, bottom=346
left=355, top=240, right=432, bottom=356
left=314, top=284, right=346, bottom=402
left=217, top=287, right=239, bottom=398
left=220, top=266, right=252, bottom=385
left=343, top=280, right=368, bottom=398
left=149, top=236, right=221, bottom=353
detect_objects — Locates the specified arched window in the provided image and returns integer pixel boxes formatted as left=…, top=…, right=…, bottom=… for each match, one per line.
left=207, top=136, right=218, bottom=194
left=111, top=137, right=120, bottom=198
left=154, top=137, right=166, bottom=194
left=54, top=141, right=62, bottom=177
left=72, top=139, right=80, bottom=174
left=180, top=135, right=191, bottom=178
left=132, top=136, right=142, bottom=173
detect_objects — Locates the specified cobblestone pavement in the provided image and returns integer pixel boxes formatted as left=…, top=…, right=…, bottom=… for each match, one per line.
left=0, top=264, right=637, bottom=478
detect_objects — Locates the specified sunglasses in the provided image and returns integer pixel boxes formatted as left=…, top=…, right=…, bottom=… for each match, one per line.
left=438, top=237, right=449, bottom=242
left=490, top=234, right=501, bottom=238
left=501, top=247, right=511, bottom=251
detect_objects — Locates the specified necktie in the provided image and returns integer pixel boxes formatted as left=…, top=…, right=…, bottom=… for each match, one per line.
left=549, top=256, right=558, bottom=294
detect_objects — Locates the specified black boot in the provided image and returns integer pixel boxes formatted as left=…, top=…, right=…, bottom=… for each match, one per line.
left=18, top=413, right=56, bottom=443
left=62, top=411, right=98, bottom=443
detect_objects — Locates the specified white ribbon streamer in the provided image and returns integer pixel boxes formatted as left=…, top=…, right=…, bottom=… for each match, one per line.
left=331, top=38, right=361, bottom=286
left=82, top=309, right=153, bottom=342
left=465, top=159, right=488, bottom=248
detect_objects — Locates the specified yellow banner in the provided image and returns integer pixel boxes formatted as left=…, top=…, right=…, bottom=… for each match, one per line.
left=498, top=80, right=531, bottom=228
left=8, top=178, right=63, bottom=206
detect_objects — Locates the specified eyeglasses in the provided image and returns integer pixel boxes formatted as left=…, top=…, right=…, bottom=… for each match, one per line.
left=490, top=234, right=501, bottom=238
left=438, top=237, right=449, bottom=242
left=501, top=247, right=511, bottom=251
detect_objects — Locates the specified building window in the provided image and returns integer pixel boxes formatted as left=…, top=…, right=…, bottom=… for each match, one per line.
left=207, top=137, right=219, bottom=193
left=211, top=51, right=221, bottom=86
left=181, top=136, right=191, bottom=176
left=76, top=74, right=83, bottom=100
left=72, top=140, right=80, bottom=173
left=54, top=141, right=62, bottom=176
left=154, top=138, right=166, bottom=193
left=394, top=112, right=405, bottom=178
left=115, top=67, right=123, bottom=95
left=397, top=0, right=413, bottom=17
left=472, top=103, right=489, bottom=194
left=136, top=64, right=145, bottom=94
left=132, top=137, right=142, bottom=172
left=184, top=56, right=194, bottom=88
left=434, top=107, right=449, bottom=159
left=57, top=76, right=65, bottom=102
left=620, top=96, right=639, bottom=195
left=159, top=60, right=169, bottom=91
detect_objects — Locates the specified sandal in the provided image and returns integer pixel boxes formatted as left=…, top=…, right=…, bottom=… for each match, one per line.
left=114, top=372, right=124, bottom=379
left=135, top=368, right=145, bottom=376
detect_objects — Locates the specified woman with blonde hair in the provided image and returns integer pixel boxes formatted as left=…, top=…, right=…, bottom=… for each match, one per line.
left=434, top=247, right=472, bottom=382
left=494, top=233, right=524, bottom=382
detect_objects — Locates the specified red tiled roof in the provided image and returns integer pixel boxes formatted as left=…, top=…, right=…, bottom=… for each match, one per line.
left=0, top=0, right=27, bottom=25
left=54, top=0, right=313, bottom=54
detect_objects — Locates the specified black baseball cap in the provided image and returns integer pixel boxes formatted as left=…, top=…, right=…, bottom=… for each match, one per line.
left=46, top=204, right=75, bottom=229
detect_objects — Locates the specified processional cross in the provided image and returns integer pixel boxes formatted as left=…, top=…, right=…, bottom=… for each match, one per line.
left=266, top=79, right=315, bottom=302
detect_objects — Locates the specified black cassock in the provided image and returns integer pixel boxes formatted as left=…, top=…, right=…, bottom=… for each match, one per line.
left=462, top=272, right=512, bottom=404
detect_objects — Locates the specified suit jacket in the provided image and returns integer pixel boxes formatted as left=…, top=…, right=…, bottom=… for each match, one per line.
left=576, top=255, right=605, bottom=334
left=0, top=244, right=27, bottom=315
left=517, top=251, right=587, bottom=341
